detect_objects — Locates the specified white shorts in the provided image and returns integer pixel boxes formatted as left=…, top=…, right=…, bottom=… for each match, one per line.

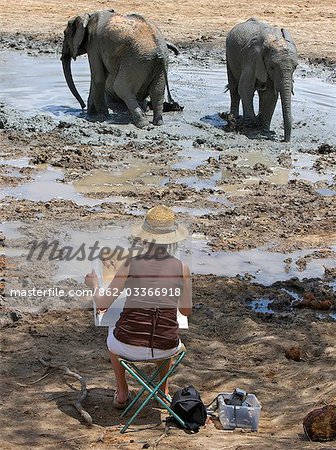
left=107, top=327, right=181, bottom=361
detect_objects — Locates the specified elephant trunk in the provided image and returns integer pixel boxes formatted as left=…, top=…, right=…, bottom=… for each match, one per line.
left=279, top=80, right=292, bottom=142
left=61, top=53, right=86, bottom=110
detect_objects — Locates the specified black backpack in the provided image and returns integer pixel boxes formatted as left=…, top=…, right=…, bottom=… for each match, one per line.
left=168, top=385, right=207, bottom=432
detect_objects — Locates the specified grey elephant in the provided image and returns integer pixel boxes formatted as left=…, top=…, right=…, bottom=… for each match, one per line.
left=226, top=18, right=298, bottom=141
left=61, top=10, right=179, bottom=128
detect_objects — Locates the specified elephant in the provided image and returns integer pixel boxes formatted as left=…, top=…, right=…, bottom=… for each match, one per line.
left=61, top=10, right=179, bottom=128
left=226, top=18, right=298, bottom=141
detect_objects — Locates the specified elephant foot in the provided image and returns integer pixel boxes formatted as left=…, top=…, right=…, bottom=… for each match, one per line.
left=153, top=115, right=163, bottom=126
left=133, top=117, right=149, bottom=128
left=132, top=108, right=149, bottom=129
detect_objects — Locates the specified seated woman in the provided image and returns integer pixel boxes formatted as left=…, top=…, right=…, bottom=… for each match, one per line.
left=85, top=205, right=192, bottom=408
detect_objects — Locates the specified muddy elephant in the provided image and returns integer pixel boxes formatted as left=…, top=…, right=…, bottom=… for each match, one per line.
left=61, top=10, right=179, bottom=128
left=226, top=18, right=298, bottom=141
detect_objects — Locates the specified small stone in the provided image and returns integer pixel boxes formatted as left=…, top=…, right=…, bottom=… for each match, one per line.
left=285, top=346, right=302, bottom=361
left=303, top=405, right=336, bottom=441
left=9, top=311, right=22, bottom=322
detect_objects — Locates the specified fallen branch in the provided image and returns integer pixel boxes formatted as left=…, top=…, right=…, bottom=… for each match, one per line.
left=39, top=358, right=93, bottom=427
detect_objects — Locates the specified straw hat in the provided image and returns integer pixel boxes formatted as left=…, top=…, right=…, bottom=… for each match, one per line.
left=132, top=205, right=188, bottom=244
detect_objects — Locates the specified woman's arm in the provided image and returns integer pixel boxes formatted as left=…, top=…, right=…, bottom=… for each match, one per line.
left=178, top=262, right=192, bottom=316
left=85, top=261, right=130, bottom=309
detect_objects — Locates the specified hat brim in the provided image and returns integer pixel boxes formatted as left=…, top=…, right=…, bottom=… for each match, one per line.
left=131, top=223, right=189, bottom=244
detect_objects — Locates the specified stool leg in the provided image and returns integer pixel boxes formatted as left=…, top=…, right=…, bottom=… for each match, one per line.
left=120, top=361, right=164, bottom=417
left=128, top=362, right=170, bottom=403
left=120, top=352, right=187, bottom=433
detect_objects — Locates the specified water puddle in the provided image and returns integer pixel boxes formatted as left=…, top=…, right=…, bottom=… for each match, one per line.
left=249, top=295, right=336, bottom=321
left=207, top=194, right=233, bottom=207
left=250, top=298, right=275, bottom=314
left=173, top=142, right=221, bottom=170
left=281, top=288, right=301, bottom=302
left=174, top=148, right=334, bottom=195
left=2, top=246, right=27, bottom=257
left=317, top=313, right=336, bottom=321
left=0, top=166, right=133, bottom=205
left=172, top=206, right=211, bottom=217
left=291, top=154, right=334, bottom=184
left=316, top=188, right=336, bottom=197
left=0, top=157, right=31, bottom=168
left=189, top=239, right=336, bottom=285
left=0, top=221, right=23, bottom=240
left=74, top=163, right=168, bottom=194
left=0, top=50, right=335, bottom=121
left=174, top=174, right=220, bottom=190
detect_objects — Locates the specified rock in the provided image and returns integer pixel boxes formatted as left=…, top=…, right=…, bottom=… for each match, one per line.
left=317, top=143, right=335, bottom=154
left=285, top=346, right=302, bottom=361
left=9, top=311, right=22, bottom=322
left=296, top=292, right=332, bottom=310
left=303, top=405, right=336, bottom=441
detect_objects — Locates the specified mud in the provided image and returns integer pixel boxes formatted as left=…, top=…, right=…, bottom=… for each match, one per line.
left=0, top=37, right=336, bottom=450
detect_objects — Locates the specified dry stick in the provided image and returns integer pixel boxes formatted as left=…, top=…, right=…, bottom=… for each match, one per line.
left=15, top=369, right=54, bottom=387
left=39, top=358, right=93, bottom=427
left=152, top=422, right=170, bottom=450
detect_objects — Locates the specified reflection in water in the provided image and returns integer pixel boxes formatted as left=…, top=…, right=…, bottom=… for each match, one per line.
left=0, top=166, right=132, bottom=206
left=188, top=239, right=336, bottom=285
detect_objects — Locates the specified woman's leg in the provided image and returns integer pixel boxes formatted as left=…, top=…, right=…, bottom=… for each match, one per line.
left=155, top=358, right=172, bottom=398
left=109, top=352, right=129, bottom=403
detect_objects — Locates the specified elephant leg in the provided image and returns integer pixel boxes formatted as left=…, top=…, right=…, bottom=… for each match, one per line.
left=87, top=55, right=108, bottom=119
left=227, top=66, right=240, bottom=117
left=87, top=80, right=97, bottom=115
left=258, top=86, right=278, bottom=131
left=238, top=68, right=257, bottom=126
left=150, top=71, right=165, bottom=126
left=113, top=69, right=149, bottom=129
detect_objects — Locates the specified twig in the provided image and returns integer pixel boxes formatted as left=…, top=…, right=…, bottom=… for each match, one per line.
left=44, top=434, right=92, bottom=447
left=15, top=369, right=54, bottom=387
left=39, top=358, right=93, bottom=427
left=152, top=422, right=170, bottom=449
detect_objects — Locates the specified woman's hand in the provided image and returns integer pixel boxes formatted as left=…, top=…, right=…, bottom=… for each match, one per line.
left=85, top=270, right=99, bottom=289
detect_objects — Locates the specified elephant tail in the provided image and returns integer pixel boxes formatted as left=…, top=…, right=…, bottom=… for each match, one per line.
left=162, top=60, right=174, bottom=104
left=224, top=84, right=230, bottom=93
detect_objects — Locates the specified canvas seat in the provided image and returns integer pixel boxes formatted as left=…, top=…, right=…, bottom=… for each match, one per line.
left=118, top=344, right=187, bottom=433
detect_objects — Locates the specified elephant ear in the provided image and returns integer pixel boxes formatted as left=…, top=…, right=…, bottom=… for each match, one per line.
left=255, top=53, right=267, bottom=83
left=71, top=14, right=90, bottom=60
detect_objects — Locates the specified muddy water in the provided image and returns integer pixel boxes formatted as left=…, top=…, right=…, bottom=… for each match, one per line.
left=189, top=239, right=336, bottom=285
left=2, top=219, right=335, bottom=285
left=1, top=50, right=336, bottom=282
left=0, top=165, right=133, bottom=205
left=0, top=51, right=335, bottom=120
left=74, top=162, right=168, bottom=194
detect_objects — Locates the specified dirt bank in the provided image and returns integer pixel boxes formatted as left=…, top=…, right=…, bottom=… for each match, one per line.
left=0, top=0, right=336, bottom=61
left=1, top=275, right=335, bottom=450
